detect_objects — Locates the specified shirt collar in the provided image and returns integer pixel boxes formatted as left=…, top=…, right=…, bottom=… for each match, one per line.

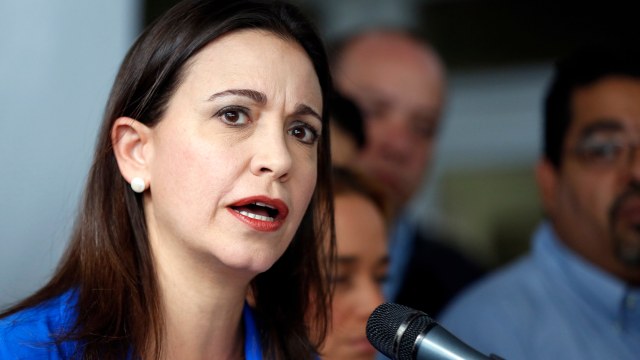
left=533, top=221, right=631, bottom=324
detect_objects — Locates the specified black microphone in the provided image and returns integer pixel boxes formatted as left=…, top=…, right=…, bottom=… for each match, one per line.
left=366, top=302, right=504, bottom=360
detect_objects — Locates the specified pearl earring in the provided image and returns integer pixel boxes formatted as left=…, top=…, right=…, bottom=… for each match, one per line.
left=130, top=177, right=146, bottom=193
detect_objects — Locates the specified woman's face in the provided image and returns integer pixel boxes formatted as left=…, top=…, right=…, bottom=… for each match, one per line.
left=323, top=193, right=388, bottom=360
left=143, top=30, right=322, bottom=277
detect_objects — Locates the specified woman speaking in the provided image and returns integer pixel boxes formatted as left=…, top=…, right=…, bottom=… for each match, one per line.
left=0, top=1, right=335, bottom=359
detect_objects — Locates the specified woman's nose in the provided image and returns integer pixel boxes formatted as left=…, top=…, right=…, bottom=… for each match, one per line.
left=249, top=122, right=293, bottom=181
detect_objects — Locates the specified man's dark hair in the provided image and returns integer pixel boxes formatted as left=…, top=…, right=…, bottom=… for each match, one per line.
left=544, top=40, right=640, bottom=168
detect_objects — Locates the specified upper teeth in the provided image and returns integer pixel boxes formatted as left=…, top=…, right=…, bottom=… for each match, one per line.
left=254, top=201, right=275, bottom=209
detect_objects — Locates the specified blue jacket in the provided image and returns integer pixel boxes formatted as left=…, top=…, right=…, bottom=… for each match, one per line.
left=0, top=290, right=263, bottom=359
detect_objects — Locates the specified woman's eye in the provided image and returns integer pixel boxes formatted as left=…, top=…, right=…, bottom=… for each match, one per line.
left=375, top=274, right=389, bottom=285
left=330, top=271, right=351, bottom=286
left=288, top=122, right=319, bottom=144
left=216, top=107, right=249, bottom=125
left=332, top=276, right=348, bottom=285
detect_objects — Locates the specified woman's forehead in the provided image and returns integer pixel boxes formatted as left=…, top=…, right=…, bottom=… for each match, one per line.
left=179, top=29, right=322, bottom=110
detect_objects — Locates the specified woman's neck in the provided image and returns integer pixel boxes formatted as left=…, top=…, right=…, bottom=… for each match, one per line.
left=152, top=239, right=253, bottom=359
left=162, top=294, right=245, bottom=360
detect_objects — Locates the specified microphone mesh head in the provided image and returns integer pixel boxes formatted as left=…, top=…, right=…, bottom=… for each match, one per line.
left=398, top=314, right=430, bottom=360
left=366, top=303, right=435, bottom=360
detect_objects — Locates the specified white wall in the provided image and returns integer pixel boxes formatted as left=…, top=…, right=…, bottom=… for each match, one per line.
left=0, top=1, right=140, bottom=307
left=410, top=64, right=554, bottom=266
left=415, top=63, right=553, bottom=215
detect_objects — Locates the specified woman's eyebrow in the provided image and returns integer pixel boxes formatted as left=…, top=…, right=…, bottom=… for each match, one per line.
left=337, top=255, right=357, bottom=265
left=207, top=89, right=267, bottom=104
left=293, top=103, right=321, bottom=123
left=378, top=255, right=390, bottom=267
left=208, top=90, right=321, bottom=122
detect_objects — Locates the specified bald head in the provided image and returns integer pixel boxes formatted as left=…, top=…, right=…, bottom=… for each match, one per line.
left=333, top=30, right=446, bottom=213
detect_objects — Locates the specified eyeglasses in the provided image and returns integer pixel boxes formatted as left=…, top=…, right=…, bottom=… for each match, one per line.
left=572, top=137, right=640, bottom=167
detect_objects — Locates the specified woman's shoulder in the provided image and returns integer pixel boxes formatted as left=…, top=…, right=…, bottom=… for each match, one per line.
left=0, top=290, right=78, bottom=359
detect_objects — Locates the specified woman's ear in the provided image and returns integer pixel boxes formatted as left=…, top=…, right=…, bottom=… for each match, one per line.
left=111, top=117, right=153, bottom=186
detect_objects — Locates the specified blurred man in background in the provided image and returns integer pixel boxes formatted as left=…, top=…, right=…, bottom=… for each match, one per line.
left=332, top=29, right=485, bottom=318
left=439, top=41, right=640, bottom=360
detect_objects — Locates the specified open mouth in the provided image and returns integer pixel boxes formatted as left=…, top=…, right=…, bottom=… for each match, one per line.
left=231, top=201, right=280, bottom=222
left=228, top=197, right=289, bottom=232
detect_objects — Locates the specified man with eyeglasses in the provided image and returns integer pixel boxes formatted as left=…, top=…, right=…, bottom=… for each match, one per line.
left=437, top=42, right=640, bottom=360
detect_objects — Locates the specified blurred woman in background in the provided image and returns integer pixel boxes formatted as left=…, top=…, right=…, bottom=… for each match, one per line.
left=321, top=167, right=390, bottom=360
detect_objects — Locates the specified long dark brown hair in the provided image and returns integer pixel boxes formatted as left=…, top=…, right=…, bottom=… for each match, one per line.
left=0, top=1, right=335, bottom=359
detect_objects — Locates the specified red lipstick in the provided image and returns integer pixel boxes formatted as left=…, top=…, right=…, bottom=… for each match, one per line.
left=227, top=196, right=289, bottom=232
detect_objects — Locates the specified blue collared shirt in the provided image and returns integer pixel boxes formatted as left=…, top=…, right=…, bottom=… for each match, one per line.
left=438, top=221, right=640, bottom=359
left=0, top=290, right=264, bottom=359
